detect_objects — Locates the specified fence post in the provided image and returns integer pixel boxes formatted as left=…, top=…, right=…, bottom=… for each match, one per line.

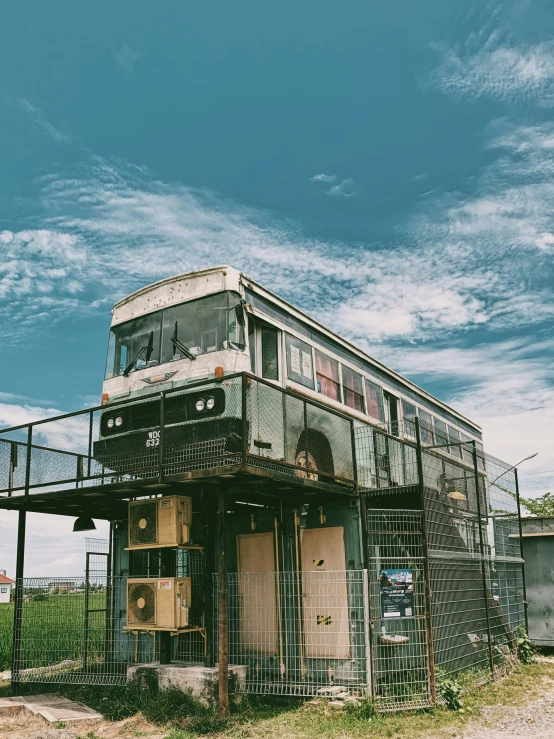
left=472, top=441, right=495, bottom=679
left=10, top=508, right=26, bottom=696
left=217, top=485, right=229, bottom=717
left=24, top=426, right=32, bottom=499
left=514, top=468, right=529, bottom=633
left=87, top=411, right=93, bottom=478
left=83, top=552, right=91, bottom=671
left=241, top=374, right=248, bottom=470
left=414, top=418, right=437, bottom=704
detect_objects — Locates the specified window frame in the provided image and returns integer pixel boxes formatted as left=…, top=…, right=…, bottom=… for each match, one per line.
left=341, top=364, right=366, bottom=414
left=314, top=349, right=342, bottom=403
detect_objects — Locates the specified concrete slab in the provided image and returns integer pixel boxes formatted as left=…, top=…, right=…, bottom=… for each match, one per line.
left=0, top=695, right=102, bottom=723
left=127, top=662, right=247, bottom=706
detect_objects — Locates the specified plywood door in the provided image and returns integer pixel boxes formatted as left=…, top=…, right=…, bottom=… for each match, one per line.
left=237, top=532, right=278, bottom=655
left=301, top=526, right=350, bottom=659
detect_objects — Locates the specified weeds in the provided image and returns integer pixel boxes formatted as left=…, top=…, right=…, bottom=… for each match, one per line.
left=514, top=626, right=535, bottom=665
left=437, top=677, right=464, bottom=711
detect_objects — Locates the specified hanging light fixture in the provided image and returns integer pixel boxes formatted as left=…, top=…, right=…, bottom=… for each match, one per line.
left=73, top=516, right=96, bottom=532
left=447, top=490, right=467, bottom=502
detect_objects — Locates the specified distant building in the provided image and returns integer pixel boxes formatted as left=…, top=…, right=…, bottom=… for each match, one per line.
left=48, top=581, right=76, bottom=594
left=0, top=573, right=14, bottom=603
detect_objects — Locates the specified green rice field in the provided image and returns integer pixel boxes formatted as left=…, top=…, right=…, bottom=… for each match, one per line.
left=0, top=592, right=107, bottom=672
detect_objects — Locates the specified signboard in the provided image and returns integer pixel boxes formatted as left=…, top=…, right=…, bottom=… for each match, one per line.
left=380, top=568, right=414, bottom=619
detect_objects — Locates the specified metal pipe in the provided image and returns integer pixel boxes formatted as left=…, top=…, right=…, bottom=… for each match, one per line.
left=10, top=508, right=26, bottom=696
left=514, top=468, right=529, bottom=633
left=274, top=517, right=285, bottom=678
left=472, top=440, right=496, bottom=680
left=83, top=552, right=90, bottom=671
left=414, top=418, right=437, bottom=704
left=293, top=509, right=306, bottom=679
left=217, top=486, right=229, bottom=717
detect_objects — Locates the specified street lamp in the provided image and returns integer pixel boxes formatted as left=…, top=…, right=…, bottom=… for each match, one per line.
left=488, top=453, right=538, bottom=488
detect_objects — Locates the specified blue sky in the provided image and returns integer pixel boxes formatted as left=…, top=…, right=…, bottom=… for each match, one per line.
left=1, top=0, right=553, bottom=575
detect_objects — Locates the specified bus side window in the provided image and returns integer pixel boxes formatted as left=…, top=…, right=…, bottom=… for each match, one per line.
left=261, top=326, right=279, bottom=380
left=385, top=393, right=399, bottom=436
left=248, top=319, right=256, bottom=374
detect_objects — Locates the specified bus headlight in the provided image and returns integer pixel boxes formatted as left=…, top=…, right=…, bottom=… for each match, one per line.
left=206, top=397, right=215, bottom=410
left=115, top=416, right=123, bottom=427
left=195, top=399, right=205, bottom=412
left=107, top=418, right=114, bottom=429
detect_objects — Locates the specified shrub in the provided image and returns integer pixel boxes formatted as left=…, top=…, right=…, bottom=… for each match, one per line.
left=438, top=677, right=463, bottom=711
left=514, top=626, right=535, bottom=665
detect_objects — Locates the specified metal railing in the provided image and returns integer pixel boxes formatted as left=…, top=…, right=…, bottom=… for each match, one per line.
left=0, top=373, right=358, bottom=498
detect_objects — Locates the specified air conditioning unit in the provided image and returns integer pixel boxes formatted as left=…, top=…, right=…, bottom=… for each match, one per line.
left=128, top=496, right=192, bottom=550
left=126, top=577, right=192, bottom=630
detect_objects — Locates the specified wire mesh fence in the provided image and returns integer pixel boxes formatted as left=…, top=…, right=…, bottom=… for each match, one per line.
left=214, top=570, right=369, bottom=697
left=0, top=373, right=358, bottom=498
left=366, top=510, right=433, bottom=710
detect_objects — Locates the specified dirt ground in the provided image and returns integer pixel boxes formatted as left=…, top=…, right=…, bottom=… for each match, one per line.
left=2, top=662, right=554, bottom=739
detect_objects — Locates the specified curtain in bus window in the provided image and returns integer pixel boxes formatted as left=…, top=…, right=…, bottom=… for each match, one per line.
left=419, top=410, right=434, bottom=446
left=342, top=366, right=364, bottom=413
left=365, top=379, right=384, bottom=421
left=402, top=400, right=417, bottom=438
left=285, top=334, right=314, bottom=389
left=261, top=326, right=279, bottom=380
left=315, top=351, right=341, bottom=401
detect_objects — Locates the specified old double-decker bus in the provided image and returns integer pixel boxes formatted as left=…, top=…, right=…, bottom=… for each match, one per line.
left=95, top=265, right=483, bottom=483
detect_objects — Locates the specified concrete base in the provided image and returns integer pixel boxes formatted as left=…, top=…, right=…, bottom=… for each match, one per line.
left=127, top=663, right=247, bottom=707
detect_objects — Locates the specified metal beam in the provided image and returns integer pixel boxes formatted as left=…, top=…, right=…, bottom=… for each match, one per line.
left=217, top=486, right=229, bottom=717
left=10, top=508, right=26, bottom=695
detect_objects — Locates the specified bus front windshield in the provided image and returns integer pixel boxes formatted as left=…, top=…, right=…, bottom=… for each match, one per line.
left=105, top=291, right=245, bottom=379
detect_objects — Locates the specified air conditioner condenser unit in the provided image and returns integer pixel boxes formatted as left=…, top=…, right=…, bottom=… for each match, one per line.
left=126, top=577, right=192, bottom=630
left=128, top=495, right=192, bottom=550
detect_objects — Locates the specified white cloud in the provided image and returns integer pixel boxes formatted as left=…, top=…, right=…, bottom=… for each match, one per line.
left=429, top=35, right=554, bottom=106
left=327, top=177, right=356, bottom=197
left=19, top=99, right=71, bottom=143
left=379, top=338, right=554, bottom=496
left=309, top=173, right=337, bottom=183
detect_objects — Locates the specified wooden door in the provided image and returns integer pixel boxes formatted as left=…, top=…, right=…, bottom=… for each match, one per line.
left=301, top=526, right=350, bottom=659
left=237, top=532, right=278, bottom=655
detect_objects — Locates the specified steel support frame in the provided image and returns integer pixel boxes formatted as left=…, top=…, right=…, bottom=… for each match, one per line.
left=217, top=485, right=229, bottom=717
left=514, top=468, right=529, bottom=633
left=472, top=440, right=496, bottom=679
left=10, top=508, right=26, bottom=696
left=414, top=418, right=437, bottom=704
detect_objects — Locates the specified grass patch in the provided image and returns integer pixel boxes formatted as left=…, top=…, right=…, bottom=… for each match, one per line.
left=2, top=659, right=553, bottom=737
left=0, top=592, right=107, bottom=671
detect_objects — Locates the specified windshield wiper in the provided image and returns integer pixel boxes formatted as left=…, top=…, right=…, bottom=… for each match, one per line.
left=123, top=331, right=154, bottom=377
left=171, top=321, right=196, bottom=360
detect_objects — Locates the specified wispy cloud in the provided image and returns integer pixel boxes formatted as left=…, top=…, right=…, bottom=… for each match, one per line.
left=111, top=45, right=142, bottom=74
left=379, top=337, right=554, bottom=495
left=19, top=99, right=71, bottom=143
left=428, top=34, right=554, bottom=107
left=1, top=126, right=552, bottom=347
left=309, top=173, right=337, bottom=183
left=327, top=177, right=356, bottom=197
left=310, top=173, right=356, bottom=196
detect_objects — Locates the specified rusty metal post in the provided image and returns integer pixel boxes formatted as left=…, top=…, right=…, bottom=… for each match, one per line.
left=217, top=486, right=229, bottom=717
left=472, top=441, right=495, bottom=679
left=414, top=418, right=437, bottom=704
left=514, top=468, right=529, bottom=633
left=10, top=508, right=26, bottom=695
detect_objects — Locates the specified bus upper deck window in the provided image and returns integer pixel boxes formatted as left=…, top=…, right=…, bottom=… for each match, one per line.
left=342, top=366, right=364, bottom=413
left=261, top=326, right=279, bottom=380
left=315, top=351, right=341, bottom=401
